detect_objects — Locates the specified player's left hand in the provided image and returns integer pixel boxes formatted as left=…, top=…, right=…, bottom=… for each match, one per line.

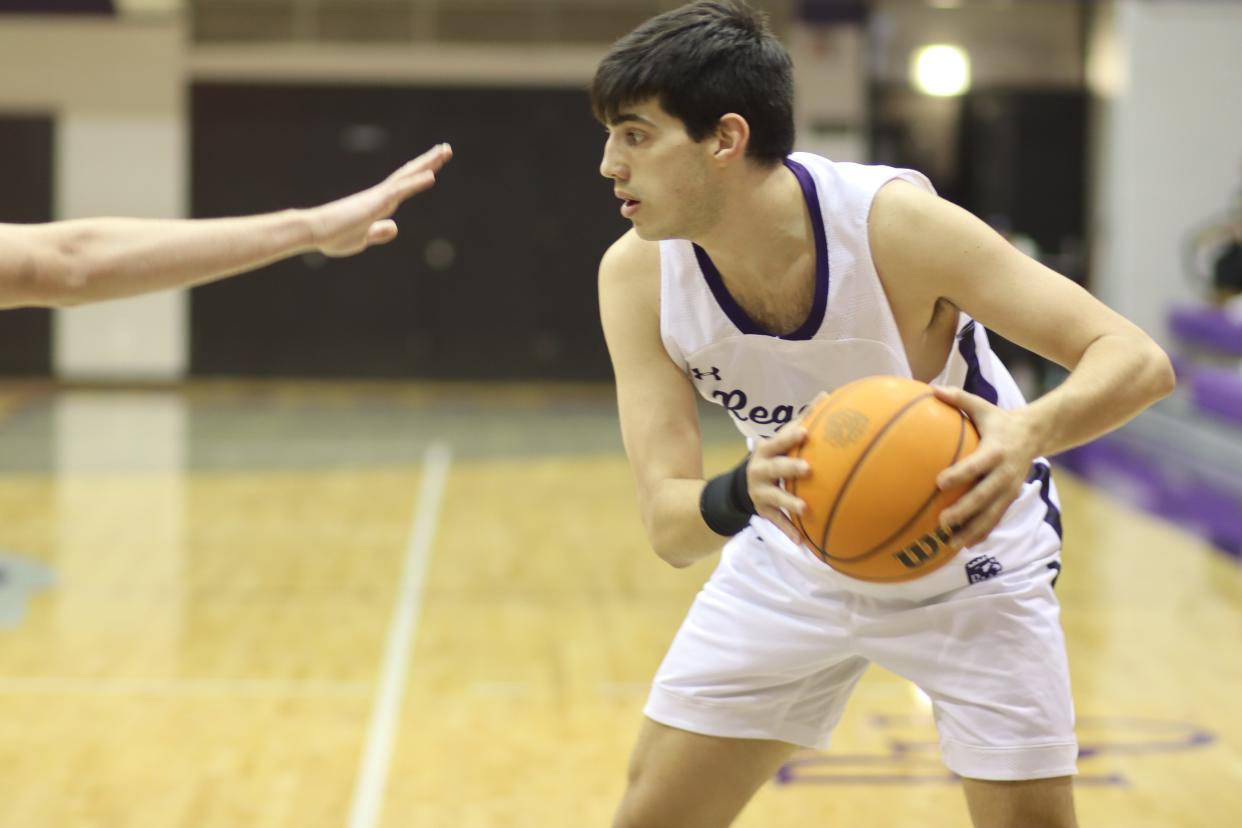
left=931, top=385, right=1041, bottom=551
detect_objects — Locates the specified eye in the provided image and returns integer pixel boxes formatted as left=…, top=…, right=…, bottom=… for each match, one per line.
left=625, top=130, right=645, bottom=146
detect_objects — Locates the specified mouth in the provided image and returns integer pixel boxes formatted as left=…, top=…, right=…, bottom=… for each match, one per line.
left=617, top=194, right=642, bottom=218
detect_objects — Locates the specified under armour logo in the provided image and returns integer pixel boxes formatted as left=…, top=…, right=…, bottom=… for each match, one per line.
left=692, top=366, right=722, bottom=381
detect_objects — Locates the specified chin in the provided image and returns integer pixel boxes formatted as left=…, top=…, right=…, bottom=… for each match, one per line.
left=631, top=222, right=675, bottom=243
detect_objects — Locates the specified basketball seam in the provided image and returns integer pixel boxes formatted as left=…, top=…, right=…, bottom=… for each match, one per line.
left=832, top=407, right=971, bottom=565
left=817, top=392, right=934, bottom=560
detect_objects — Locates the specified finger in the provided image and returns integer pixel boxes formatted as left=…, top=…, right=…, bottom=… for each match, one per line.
left=759, top=456, right=810, bottom=481
left=939, top=467, right=1008, bottom=530
left=932, top=385, right=989, bottom=419
left=755, top=486, right=806, bottom=517
left=394, top=143, right=453, bottom=180
left=365, top=220, right=398, bottom=246
left=756, top=425, right=807, bottom=457
left=941, top=477, right=1020, bottom=539
left=393, top=171, right=438, bottom=202
left=795, top=392, right=830, bottom=424
left=937, top=445, right=1000, bottom=491
left=750, top=453, right=809, bottom=480
left=745, top=476, right=804, bottom=513
left=947, top=499, right=1010, bottom=550
left=758, top=506, right=806, bottom=547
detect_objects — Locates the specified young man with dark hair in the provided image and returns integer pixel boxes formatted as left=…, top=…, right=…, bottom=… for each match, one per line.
left=593, top=2, right=1172, bottom=826
left=0, top=144, right=450, bottom=309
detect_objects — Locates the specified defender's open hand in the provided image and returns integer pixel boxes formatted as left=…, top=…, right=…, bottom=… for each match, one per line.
left=309, top=143, right=454, bottom=258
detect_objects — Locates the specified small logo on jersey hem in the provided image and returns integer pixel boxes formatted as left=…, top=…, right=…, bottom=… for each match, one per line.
left=691, top=366, right=722, bottom=381
left=965, top=555, right=1003, bottom=584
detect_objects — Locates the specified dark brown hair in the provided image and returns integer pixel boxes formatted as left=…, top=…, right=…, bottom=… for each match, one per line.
left=591, top=0, right=795, bottom=165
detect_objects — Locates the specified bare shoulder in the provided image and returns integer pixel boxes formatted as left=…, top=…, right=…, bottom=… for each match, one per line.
left=600, top=229, right=660, bottom=287
left=598, top=230, right=666, bottom=361
left=869, top=177, right=944, bottom=237
left=868, top=175, right=1008, bottom=294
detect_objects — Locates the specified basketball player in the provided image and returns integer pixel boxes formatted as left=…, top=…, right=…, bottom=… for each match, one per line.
left=593, top=3, right=1173, bottom=826
left=0, top=143, right=450, bottom=309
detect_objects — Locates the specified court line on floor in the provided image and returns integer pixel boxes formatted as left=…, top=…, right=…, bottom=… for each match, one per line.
left=0, top=677, right=370, bottom=697
left=347, top=441, right=452, bottom=828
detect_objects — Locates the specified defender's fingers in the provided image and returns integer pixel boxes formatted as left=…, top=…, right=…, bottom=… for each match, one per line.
left=365, top=220, right=398, bottom=246
left=392, top=171, right=438, bottom=202
left=393, top=144, right=453, bottom=180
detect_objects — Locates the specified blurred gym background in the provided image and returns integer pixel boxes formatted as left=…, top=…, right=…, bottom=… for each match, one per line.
left=5, top=0, right=1239, bottom=550
left=0, top=2, right=1240, bottom=826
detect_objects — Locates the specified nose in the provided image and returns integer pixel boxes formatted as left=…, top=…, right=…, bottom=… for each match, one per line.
left=599, top=137, right=627, bottom=182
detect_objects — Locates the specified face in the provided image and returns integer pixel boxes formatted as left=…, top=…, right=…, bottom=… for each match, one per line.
left=598, top=99, right=724, bottom=241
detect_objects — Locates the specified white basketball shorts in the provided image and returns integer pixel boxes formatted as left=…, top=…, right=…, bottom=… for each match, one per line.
left=644, top=501, right=1076, bottom=781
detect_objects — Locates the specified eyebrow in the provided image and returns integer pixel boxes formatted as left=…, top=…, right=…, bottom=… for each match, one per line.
left=610, top=113, right=658, bottom=128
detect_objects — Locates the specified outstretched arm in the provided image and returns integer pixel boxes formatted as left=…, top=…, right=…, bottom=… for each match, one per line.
left=0, top=143, right=452, bottom=310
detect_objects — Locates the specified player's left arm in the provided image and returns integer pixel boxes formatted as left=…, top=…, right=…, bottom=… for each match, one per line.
left=870, top=179, right=1175, bottom=550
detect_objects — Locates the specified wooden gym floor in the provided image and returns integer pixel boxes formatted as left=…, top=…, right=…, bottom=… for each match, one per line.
left=0, top=381, right=1238, bottom=827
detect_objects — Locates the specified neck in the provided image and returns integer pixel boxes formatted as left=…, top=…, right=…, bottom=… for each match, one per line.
left=693, top=160, right=810, bottom=284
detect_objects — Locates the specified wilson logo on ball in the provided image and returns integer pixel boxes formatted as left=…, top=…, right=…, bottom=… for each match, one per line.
left=894, top=526, right=952, bottom=570
left=790, top=376, right=979, bottom=584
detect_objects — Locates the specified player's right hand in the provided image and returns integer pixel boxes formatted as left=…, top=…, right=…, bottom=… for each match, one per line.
left=747, top=425, right=811, bottom=546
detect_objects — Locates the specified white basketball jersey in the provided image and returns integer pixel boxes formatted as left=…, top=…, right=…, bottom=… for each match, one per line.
left=658, top=152, right=1062, bottom=589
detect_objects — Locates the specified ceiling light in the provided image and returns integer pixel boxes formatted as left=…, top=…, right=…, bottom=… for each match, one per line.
left=911, top=44, right=971, bottom=97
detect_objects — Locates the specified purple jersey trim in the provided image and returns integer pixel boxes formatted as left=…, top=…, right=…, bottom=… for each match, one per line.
left=691, top=157, right=829, bottom=340
left=1028, top=460, right=1064, bottom=538
left=957, top=321, right=1061, bottom=537
left=956, top=320, right=1000, bottom=405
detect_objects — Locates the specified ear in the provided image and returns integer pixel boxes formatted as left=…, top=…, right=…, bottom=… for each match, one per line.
left=711, top=113, right=750, bottom=164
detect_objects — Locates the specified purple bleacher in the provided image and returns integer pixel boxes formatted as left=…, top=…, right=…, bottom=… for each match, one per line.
left=1168, top=305, right=1242, bottom=356
left=1064, top=304, right=1242, bottom=558
left=1058, top=438, right=1242, bottom=560
left=1191, top=367, right=1242, bottom=424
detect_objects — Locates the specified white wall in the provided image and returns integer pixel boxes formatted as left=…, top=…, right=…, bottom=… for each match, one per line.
left=789, top=21, right=868, bottom=163
left=0, top=17, right=186, bottom=381
left=1089, top=0, right=1242, bottom=344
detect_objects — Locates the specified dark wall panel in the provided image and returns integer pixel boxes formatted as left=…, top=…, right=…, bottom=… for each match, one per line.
left=957, top=90, right=1087, bottom=277
left=0, top=115, right=54, bottom=376
left=191, top=83, right=626, bottom=380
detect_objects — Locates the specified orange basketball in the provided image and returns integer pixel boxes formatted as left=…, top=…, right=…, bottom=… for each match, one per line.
left=789, top=376, right=979, bottom=582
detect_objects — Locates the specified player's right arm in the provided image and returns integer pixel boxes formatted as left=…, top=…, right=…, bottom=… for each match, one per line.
left=599, top=231, right=808, bottom=567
